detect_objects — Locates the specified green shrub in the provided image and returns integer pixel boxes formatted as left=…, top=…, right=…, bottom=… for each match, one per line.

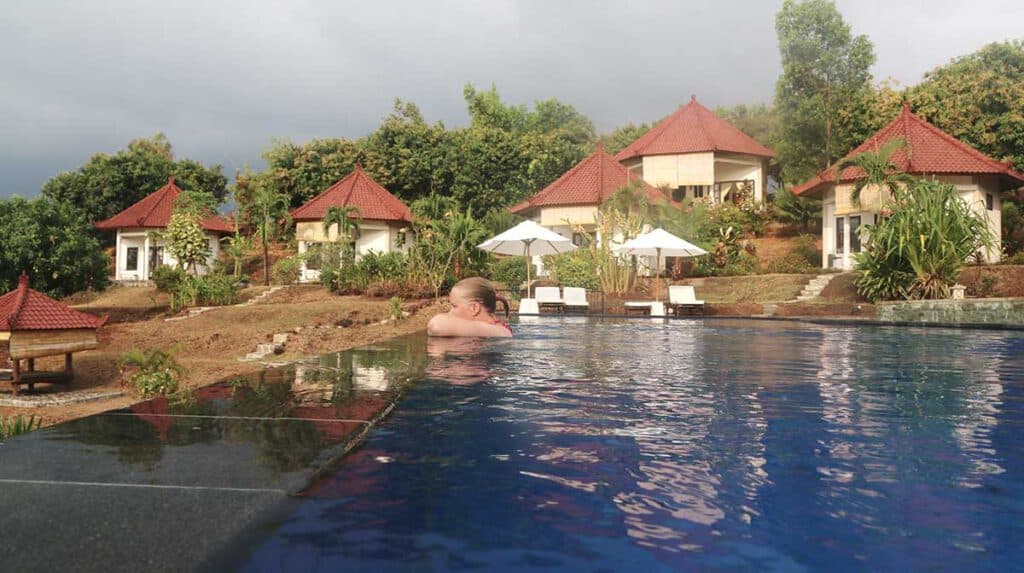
left=169, top=274, right=241, bottom=312
left=388, top=296, right=404, bottom=320
left=0, top=415, right=41, bottom=440
left=855, top=180, right=994, bottom=301
left=767, top=253, right=818, bottom=274
left=272, top=255, right=305, bottom=285
left=359, top=251, right=407, bottom=282
left=544, top=251, right=600, bottom=290
left=490, top=256, right=527, bottom=290
left=152, top=265, right=187, bottom=291
left=700, top=201, right=767, bottom=239
left=118, top=348, right=185, bottom=398
left=1002, top=251, right=1024, bottom=265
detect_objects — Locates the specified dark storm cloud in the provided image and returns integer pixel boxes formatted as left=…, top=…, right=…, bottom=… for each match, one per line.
left=2, top=0, right=1022, bottom=197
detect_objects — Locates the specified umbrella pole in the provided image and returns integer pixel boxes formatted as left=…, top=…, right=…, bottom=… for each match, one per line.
left=524, top=240, right=533, bottom=298
left=655, top=247, right=661, bottom=302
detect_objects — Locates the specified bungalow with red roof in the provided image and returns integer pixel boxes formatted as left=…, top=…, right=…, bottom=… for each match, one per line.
left=793, top=103, right=1024, bottom=269
left=290, top=165, right=413, bottom=283
left=510, top=142, right=670, bottom=243
left=615, top=95, right=775, bottom=205
left=95, top=177, right=234, bottom=282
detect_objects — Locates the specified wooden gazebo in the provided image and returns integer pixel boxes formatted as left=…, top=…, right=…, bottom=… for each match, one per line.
left=0, top=274, right=107, bottom=395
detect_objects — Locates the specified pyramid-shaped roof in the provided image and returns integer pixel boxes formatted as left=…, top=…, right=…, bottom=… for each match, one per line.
left=0, top=274, right=108, bottom=332
left=95, top=177, right=234, bottom=233
left=615, top=96, right=776, bottom=162
left=510, top=143, right=672, bottom=213
left=290, top=165, right=412, bottom=223
left=793, top=103, right=1024, bottom=196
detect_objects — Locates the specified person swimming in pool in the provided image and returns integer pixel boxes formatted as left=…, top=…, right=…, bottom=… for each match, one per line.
left=427, top=277, right=512, bottom=338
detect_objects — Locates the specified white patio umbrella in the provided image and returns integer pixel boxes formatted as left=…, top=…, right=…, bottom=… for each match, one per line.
left=613, top=228, right=709, bottom=301
left=477, top=220, right=576, bottom=296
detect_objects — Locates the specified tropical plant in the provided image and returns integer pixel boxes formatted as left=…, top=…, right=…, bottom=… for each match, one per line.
left=408, top=209, right=490, bottom=298
left=245, top=185, right=292, bottom=285
left=221, top=229, right=252, bottom=278
left=0, top=415, right=41, bottom=440
left=322, top=205, right=363, bottom=263
left=854, top=179, right=994, bottom=301
left=772, top=187, right=821, bottom=231
left=118, top=347, right=187, bottom=398
left=151, top=265, right=187, bottom=291
left=165, top=192, right=214, bottom=274
left=834, top=137, right=914, bottom=211
left=388, top=296, right=404, bottom=320
left=271, top=254, right=306, bottom=286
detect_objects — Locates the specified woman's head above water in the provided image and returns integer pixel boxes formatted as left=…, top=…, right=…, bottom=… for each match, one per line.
left=428, top=277, right=512, bottom=337
left=448, top=277, right=509, bottom=319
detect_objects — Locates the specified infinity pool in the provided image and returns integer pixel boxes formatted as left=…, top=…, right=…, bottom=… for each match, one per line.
left=228, top=318, right=1024, bottom=572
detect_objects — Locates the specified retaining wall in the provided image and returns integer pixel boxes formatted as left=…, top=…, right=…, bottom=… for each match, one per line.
left=876, top=298, right=1024, bottom=327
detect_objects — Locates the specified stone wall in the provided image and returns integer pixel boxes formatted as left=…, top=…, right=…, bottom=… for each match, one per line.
left=876, top=298, right=1024, bottom=327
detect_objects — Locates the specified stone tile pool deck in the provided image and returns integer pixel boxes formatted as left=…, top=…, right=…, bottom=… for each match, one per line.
left=0, top=338, right=427, bottom=571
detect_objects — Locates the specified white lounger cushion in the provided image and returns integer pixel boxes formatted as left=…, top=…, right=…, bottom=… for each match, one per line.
left=669, top=285, right=704, bottom=305
left=535, top=287, right=563, bottom=304
left=624, top=301, right=652, bottom=307
left=563, top=287, right=589, bottom=307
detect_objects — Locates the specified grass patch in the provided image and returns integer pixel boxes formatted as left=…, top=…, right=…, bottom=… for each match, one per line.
left=684, top=274, right=814, bottom=303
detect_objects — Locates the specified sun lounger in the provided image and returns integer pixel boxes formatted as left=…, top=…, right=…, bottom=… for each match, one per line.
left=563, top=287, right=589, bottom=313
left=624, top=301, right=652, bottom=316
left=667, top=285, right=705, bottom=316
left=534, top=287, right=564, bottom=314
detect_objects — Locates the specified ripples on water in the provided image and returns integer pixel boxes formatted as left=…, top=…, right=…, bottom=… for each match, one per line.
left=238, top=318, right=1024, bottom=572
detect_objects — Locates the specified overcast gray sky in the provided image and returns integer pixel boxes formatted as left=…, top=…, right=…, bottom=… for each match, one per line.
left=2, top=0, right=1022, bottom=198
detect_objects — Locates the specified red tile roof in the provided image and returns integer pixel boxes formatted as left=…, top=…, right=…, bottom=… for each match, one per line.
left=793, top=103, right=1024, bottom=196
left=510, top=143, right=672, bottom=214
left=290, top=165, right=412, bottom=223
left=615, top=95, right=776, bottom=162
left=95, top=177, right=234, bottom=233
left=0, top=274, right=108, bottom=331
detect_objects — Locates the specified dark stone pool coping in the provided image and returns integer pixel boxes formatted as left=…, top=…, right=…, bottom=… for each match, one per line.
left=514, top=312, right=1024, bottom=331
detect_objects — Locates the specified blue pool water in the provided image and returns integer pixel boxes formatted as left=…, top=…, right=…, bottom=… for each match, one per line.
left=235, top=318, right=1024, bottom=572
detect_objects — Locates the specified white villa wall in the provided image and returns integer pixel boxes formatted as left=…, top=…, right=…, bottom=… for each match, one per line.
left=820, top=174, right=1003, bottom=269
left=641, top=153, right=715, bottom=187
left=114, top=228, right=221, bottom=281
left=295, top=220, right=409, bottom=283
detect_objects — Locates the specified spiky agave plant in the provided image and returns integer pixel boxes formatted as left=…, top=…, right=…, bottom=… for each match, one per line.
left=854, top=179, right=994, bottom=301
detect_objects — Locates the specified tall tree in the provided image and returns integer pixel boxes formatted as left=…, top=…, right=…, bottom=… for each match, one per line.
left=599, top=123, right=651, bottom=156
left=0, top=197, right=109, bottom=296
left=42, top=134, right=228, bottom=226
left=244, top=185, right=292, bottom=286
left=714, top=103, right=781, bottom=150
left=907, top=40, right=1024, bottom=171
left=774, top=0, right=875, bottom=184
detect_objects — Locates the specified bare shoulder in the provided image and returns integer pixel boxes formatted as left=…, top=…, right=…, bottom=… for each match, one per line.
left=428, top=314, right=511, bottom=338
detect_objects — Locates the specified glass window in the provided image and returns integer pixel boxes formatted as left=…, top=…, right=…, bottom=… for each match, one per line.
left=305, top=243, right=323, bottom=270
left=125, top=247, right=138, bottom=271
left=672, top=186, right=686, bottom=201
left=850, top=216, right=862, bottom=252
left=148, top=246, right=164, bottom=273
left=693, top=185, right=705, bottom=199
left=572, top=232, right=583, bottom=246
left=835, top=217, right=845, bottom=254
left=986, top=193, right=994, bottom=211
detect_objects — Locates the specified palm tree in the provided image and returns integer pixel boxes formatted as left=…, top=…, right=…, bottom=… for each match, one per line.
left=323, top=205, right=363, bottom=264
left=244, top=186, right=292, bottom=286
left=834, top=137, right=914, bottom=211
